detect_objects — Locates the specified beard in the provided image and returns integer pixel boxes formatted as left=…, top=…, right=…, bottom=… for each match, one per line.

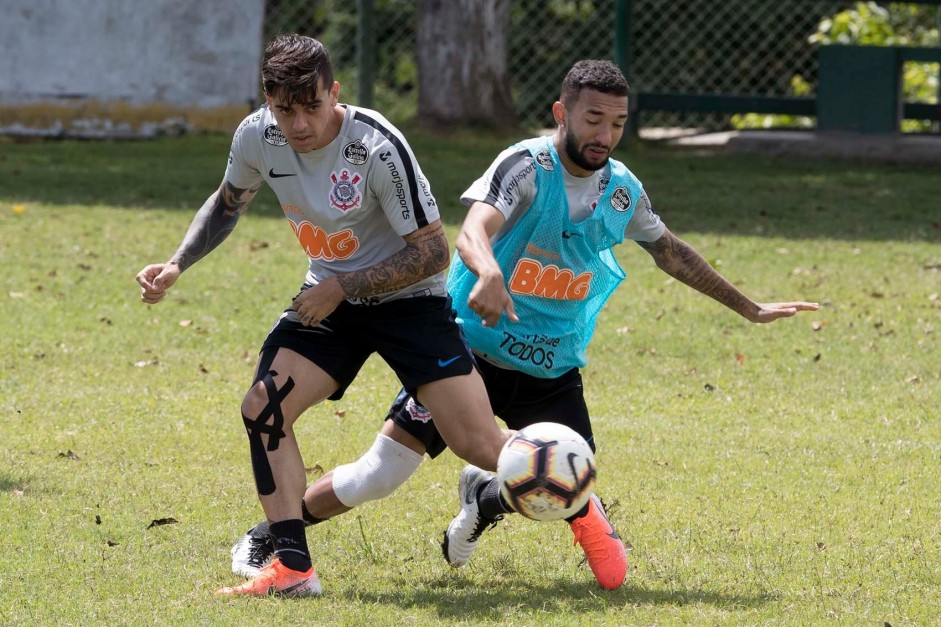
left=563, top=125, right=610, bottom=172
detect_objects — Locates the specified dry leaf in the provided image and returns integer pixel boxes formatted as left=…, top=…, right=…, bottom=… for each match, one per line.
left=335, top=409, right=346, bottom=418
left=735, top=353, right=746, bottom=364
left=147, top=517, right=179, bottom=529
left=704, top=383, right=715, bottom=392
left=811, top=321, right=825, bottom=331
left=57, top=450, right=80, bottom=460
left=178, top=319, right=192, bottom=327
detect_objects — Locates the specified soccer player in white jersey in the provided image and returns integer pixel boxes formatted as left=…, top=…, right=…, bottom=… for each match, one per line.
left=135, top=34, right=513, bottom=597
left=229, top=59, right=820, bottom=591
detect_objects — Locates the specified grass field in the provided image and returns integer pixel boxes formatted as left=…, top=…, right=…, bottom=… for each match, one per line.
left=1, top=130, right=939, bottom=626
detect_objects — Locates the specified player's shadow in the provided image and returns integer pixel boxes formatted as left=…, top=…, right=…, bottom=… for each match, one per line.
left=344, top=573, right=773, bottom=621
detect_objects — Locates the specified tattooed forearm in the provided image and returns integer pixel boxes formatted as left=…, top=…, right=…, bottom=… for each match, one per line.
left=170, top=181, right=260, bottom=272
left=638, top=231, right=756, bottom=317
left=337, top=220, right=450, bottom=298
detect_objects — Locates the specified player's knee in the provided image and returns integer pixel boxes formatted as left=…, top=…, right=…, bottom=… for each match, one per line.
left=240, top=380, right=270, bottom=420
left=449, top=434, right=502, bottom=471
left=332, top=434, right=423, bottom=507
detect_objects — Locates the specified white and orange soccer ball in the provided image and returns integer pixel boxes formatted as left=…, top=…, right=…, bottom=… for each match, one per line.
left=497, top=422, right=596, bottom=521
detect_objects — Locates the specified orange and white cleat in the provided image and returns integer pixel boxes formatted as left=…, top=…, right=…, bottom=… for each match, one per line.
left=215, top=558, right=322, bottom=598
left=569, top=494, right=629, bottom=590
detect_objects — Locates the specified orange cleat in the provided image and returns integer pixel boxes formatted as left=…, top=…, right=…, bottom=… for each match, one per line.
left=215, top=558, right=322, bottom=598
left=569, top=494, right=629, bottom=590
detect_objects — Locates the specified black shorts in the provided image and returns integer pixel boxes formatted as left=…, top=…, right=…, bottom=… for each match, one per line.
left=260, top=294, right=474, bottom=401
left=387, top=358, right=593, bottom=459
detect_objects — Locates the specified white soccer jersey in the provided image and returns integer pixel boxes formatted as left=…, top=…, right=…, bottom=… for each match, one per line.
left=461, top=145, right=665, bottom=243
left=225, top=104, right=445, bottom=303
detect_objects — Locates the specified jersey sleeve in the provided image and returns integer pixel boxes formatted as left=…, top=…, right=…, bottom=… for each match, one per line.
left=625, top=190, right=666, bottom=242
left=223, top=114, right=264, bottom=191
left=460, top=146, right=537, bottom=221
left=368, top=138, right=440, bottom=237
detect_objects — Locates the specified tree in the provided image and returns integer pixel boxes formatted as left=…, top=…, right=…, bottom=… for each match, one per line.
left=416, top=0, right=517, bottom=129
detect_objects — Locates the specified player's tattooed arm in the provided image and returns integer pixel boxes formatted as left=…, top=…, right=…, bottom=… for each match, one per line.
left=637, top=228, right=760, bottom=320
left=337, top=220, right=450, bottom=298
left=170, top=180, right=260, bottom=272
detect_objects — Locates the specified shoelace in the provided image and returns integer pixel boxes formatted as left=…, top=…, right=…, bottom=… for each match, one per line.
left=247, top=535, right=275, bottom=566
left=469, top=514, right=504, bottom=543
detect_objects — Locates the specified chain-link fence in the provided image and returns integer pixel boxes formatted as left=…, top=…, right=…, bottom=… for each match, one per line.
left=262, top=0, right=941, bottom=132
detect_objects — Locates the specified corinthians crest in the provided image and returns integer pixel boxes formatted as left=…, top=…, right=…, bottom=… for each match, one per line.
left=329, top=169, right=363, bottom=212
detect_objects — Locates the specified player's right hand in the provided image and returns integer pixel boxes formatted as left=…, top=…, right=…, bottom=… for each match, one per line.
left=135, top=263, right=181, bottom=304
left=467, top=275, right=518, bottom=328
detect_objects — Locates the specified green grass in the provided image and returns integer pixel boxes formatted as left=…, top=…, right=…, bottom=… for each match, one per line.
left=1, top=131, right=939, bottom=625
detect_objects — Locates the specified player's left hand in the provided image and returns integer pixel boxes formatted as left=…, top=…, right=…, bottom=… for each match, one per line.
left=748, top=301, right=820, bottom=323
left=292, top=277, right=346, bottom=327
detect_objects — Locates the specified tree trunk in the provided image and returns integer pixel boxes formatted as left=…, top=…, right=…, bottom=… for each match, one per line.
left=416, top=0, right=516, bottom=129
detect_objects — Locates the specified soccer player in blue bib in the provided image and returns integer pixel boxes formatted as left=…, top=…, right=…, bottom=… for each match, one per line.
left=230, top=59, right=819, bottom=591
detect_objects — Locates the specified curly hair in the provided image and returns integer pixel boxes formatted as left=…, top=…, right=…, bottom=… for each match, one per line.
left=560, top=60, right=629, bottom=106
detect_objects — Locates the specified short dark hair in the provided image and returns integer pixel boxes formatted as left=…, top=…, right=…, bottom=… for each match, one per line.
left=262, top=34, right=334, bottom=106
left=560, top=60, right=629, bottom=106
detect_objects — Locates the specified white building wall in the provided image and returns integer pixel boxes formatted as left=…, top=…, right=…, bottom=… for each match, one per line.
left=0, top=0, right=266, bottom=134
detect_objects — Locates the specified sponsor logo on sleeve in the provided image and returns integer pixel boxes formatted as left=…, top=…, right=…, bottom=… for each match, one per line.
left=535, top=149, right=554, bottom=171
left=263, top=125, right=288, bottom=146
left=328, top=169, right=363, bottom=212
left=611, top=187, right=631, bottom=212
left=343, top=140, right=369, bottom=165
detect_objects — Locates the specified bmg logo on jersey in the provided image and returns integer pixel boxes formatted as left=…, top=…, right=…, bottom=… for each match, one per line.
left=508, top=258, right=593, bottom=300
left=288, top=219, right=360, bottom=261
left=329, top=169, right=363, bottom=212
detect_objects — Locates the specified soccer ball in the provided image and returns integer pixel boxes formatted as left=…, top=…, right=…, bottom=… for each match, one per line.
left=497, top=422, right=596, bottom=521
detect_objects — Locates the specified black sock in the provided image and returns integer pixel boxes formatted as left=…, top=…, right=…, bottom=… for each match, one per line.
left=564, top=500, right=591, bottom=523
left=249, top=519, right=272, bottom=538
left=478, top=478, right=513, bottom=519
left=269, top=519, right=312, bottom=572
left=302, top=500, right=326, bottom=526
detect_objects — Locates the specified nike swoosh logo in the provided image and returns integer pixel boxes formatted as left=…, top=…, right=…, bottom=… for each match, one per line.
left=268, top=169, right=297, bottom=179
left=438, top=355, right=461, bottom=367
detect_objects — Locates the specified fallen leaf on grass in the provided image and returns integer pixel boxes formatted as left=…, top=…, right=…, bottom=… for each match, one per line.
left=107, top=540, right=119, bottom=547
left=178, top=319, right=192, bottom=327
left=57, top=450, right=80, bottom=460
left=13, top=489, right=24, bottom=498
left=703, top=383, right=715, bottom=392
left=147, top=517, right=179, bottom=529
left=735, top=353, right=745, bottom=364
left=335, top=409, right=346, bottom=417
left=905, top=375, right=920, bottom=384
left=813, top=353, right=822, bottom=362
left=811, top=320, right=826, bottom=331
left=816, top=542, right=826, bottom=551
